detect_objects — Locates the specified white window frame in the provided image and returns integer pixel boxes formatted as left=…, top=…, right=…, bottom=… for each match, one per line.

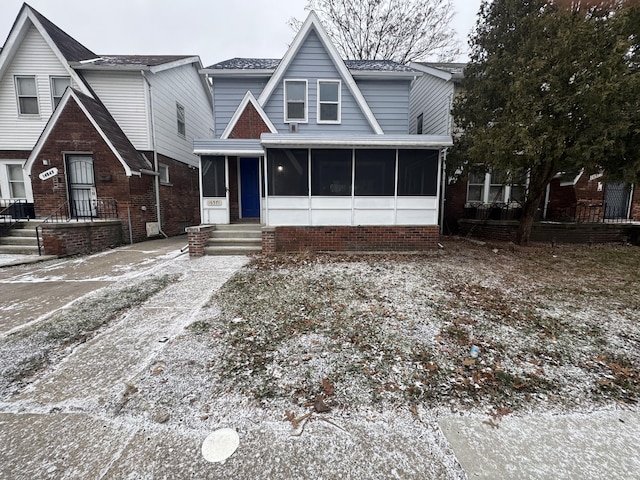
left=50, top=76, right=71, bottom=109
left=284, top=79, right=308, bottom=123
left=159, top=163, right=170, bottom=184
left=15, top=76, right=39, bottom=116
left=6, top=164, right=27, bottom=199
left=317, top=79, right=341, bottom=124
left=467, top=169, right=528, bottom=204
left=177, top=102, right=186, bottom=137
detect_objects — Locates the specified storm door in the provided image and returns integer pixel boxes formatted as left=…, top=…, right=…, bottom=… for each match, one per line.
left=604, top=182, right=631, bottom=219
left=66, top=155, right=97, bottom=218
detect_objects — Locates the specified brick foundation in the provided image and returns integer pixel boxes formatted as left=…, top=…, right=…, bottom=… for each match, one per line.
left=186, top=225, right=215, bottom=257
left=265, top=225, right=441, bottom=253
left=41, top=221, right=123, bottom=256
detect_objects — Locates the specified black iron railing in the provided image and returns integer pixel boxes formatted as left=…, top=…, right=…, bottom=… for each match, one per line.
left=36, top=199, right=119, bottom=255
left=0, top=199, right=35, bottom=235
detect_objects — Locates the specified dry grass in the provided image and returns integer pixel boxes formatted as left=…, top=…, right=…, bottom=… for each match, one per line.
left=192, top=239, right=640, bottom=413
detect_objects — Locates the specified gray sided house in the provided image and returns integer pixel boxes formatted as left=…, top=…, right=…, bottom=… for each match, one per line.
left=192, top=12, right=452, bottom=254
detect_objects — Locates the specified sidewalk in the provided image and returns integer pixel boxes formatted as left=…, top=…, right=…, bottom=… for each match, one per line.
left=0, top=239, right=638, bottom=479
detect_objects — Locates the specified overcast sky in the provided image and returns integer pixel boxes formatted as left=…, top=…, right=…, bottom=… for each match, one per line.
left=1, top=0, right=482, bottom=67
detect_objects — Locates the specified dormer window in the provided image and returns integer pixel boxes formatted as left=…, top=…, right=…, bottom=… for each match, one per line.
left=16, top=76, right=39, bottom=115
left=51, top=77, right=70, bottom=108
left=177, top=102, right=186, bottom=137
left=284, top=80, right=307, bottom=123
left=317, top=80, right=341, bottom=123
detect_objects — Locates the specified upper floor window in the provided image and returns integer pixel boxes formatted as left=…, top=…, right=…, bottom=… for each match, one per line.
left=51, top=77, right=70, bottom=108
left=284, top=80, right=307, bottom=123
left=317, top=80, right=341, bottom=123
left=177, top=103, right=186, bottom=137
left=416, top=113, right=423, bottom=134
left=15, top=76, right=39, bottom=115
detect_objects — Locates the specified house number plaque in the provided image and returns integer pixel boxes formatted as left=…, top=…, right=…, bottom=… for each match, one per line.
left=207, top=199, right=223, bottom=206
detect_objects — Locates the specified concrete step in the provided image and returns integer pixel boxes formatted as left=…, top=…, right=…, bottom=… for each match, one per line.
left=0, top=236, right=39, bottom=246
left=6, top=228, right=38, bottom=237
left=0, top=244, right=39, bottom=255
left=207, top=238, right=262, bottom=247
left=214, top=223, right=262, bottom=231
left=203, top=245, right=262, bottom=256
left=210, top=230, right=262, bottom=239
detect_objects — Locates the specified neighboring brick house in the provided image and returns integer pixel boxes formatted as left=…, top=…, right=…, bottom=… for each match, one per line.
left=193, top=12, right=452, bottom=253
left=0, top=4, right=214, bottom=244
left=409, top=62, right=639, bottom=234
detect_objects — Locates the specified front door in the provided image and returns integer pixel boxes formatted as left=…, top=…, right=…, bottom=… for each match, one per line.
left=604, top=182, right=631, bottom=219
left=240, top=157, right=260, bottom=218
left=67, top=155, right=96, bottom=218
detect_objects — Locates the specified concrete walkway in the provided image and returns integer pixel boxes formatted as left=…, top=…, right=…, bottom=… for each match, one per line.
left=0, top=239, right=639, bottom=479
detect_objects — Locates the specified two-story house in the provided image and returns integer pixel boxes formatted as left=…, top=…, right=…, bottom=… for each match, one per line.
left=191, top=12, right=453, bottom=253
left=0, top=4, right=214, bottom=249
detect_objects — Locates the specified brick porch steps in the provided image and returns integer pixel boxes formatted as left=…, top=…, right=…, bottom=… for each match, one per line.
left=203, top=223, right=262, bottom=256
left=0, top=222, right=40, bottom=255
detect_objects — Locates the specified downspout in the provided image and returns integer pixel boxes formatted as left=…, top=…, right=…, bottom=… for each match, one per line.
left=440, top=148, right=448, bottom=235
left=543, top=183, right=551, bottom=220
left=141, top=70, right=168, bottom=238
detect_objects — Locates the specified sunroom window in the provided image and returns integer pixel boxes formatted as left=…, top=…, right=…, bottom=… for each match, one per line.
left=311, top=149, right=352, bottom=195
left=267, top=149, right=309, bottom=195
left=317, top=80, right=340, bottom=123
left=354, top=149, right=395, bottom=196
left=284, top=80, right=307, bottom=122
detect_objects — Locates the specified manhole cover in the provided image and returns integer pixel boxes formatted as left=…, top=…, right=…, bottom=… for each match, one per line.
left=201, top=428, right=240, bottom=463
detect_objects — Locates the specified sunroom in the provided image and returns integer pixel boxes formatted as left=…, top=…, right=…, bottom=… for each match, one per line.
left=195, top=134, right=451, bottom=225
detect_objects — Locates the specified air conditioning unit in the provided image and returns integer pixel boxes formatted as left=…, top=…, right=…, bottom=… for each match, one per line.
left=289, top=122, right=298, bottom=133
left=146, top=222, right=160, bottom=237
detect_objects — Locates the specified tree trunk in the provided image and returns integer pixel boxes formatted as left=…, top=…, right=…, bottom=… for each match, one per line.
left=515, top=197, right=541, bottom=245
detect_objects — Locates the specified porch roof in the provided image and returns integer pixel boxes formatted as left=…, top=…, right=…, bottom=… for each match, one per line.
left=193, top=139, right=264, bottom=156
left=193, top=134, right=453, bottom=157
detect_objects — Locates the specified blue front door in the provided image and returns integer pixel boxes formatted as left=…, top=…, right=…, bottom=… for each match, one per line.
left=240, top=157, right=260, bottom=218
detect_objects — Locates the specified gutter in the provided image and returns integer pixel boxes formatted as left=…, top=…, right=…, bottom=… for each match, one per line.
left=141, top=70, right=168, bottom=238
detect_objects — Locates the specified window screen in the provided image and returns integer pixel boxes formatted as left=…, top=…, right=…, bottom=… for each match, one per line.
left=267, top=149, right=308, bottom=195
left=354, top=149, right=395, bottom=196
left=397, top=149, right=438, bottom=196
left=311, top=149, right=352, bottom=196
left=202, top=156, right=225, bottom=197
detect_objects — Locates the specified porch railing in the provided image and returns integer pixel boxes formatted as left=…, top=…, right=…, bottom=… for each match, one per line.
left=0, top=199, right=35, bottom=235
left=36, top=199, right=119, bottom=255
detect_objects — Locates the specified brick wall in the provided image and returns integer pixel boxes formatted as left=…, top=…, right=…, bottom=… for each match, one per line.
left=186, top=225, right=214, bottom=256
left=228, top=102, right=271, bottom=139
left=631, top=187, right=640, bottom=221
left=0, top=151, right=31, bottom=159
left=267, top=226, right=440, bottom=253
left=41, top=221, right=123, bottom=256
left=155, top=153, right=200, bottom=236
left=443, top=178, right=467, bottom=234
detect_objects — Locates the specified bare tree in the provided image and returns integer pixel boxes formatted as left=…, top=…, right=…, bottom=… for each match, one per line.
left=290, top=0, right=460, bottom=63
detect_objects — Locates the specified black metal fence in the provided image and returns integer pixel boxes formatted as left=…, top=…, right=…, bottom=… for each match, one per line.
left=464, top=200, right=633, bottom=224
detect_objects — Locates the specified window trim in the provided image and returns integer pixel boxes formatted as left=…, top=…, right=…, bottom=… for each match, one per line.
left=283, top=79, right=308, bottom=123
left=176, top=102, right=186, bottom=137
left=467, top=169, right=528, bottom=204
left=50, top=76, right=71, bottom=109
left=15, top=76, right=39, bottom=116
left=6, top=164, right=27, bottom=199
left=316, top=79, right=341, bottom=124
left=159, top=163, right=170, bottom=185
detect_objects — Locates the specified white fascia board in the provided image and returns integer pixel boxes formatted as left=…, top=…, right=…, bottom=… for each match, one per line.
left=409, top=62, right=453, bottom=82
left=194, top=148, right=265, bottom=156
left=0, top=9, right=30, bottom=80
left=149, top=56, right=200, bottom=73
left=257, top=11, right=384, bottom=135
left=221, top=90, right=278, bottom=139
left=351, top=71, right=421, bottom=80
left=260, top=134, right=453, bottom=148
left=25, top=89, right=135, bottom=177
left=200, top=69, right=275, bottom=77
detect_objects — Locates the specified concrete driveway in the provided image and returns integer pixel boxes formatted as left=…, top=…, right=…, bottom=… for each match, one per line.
left=0, top=236, right=189, bottom=334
